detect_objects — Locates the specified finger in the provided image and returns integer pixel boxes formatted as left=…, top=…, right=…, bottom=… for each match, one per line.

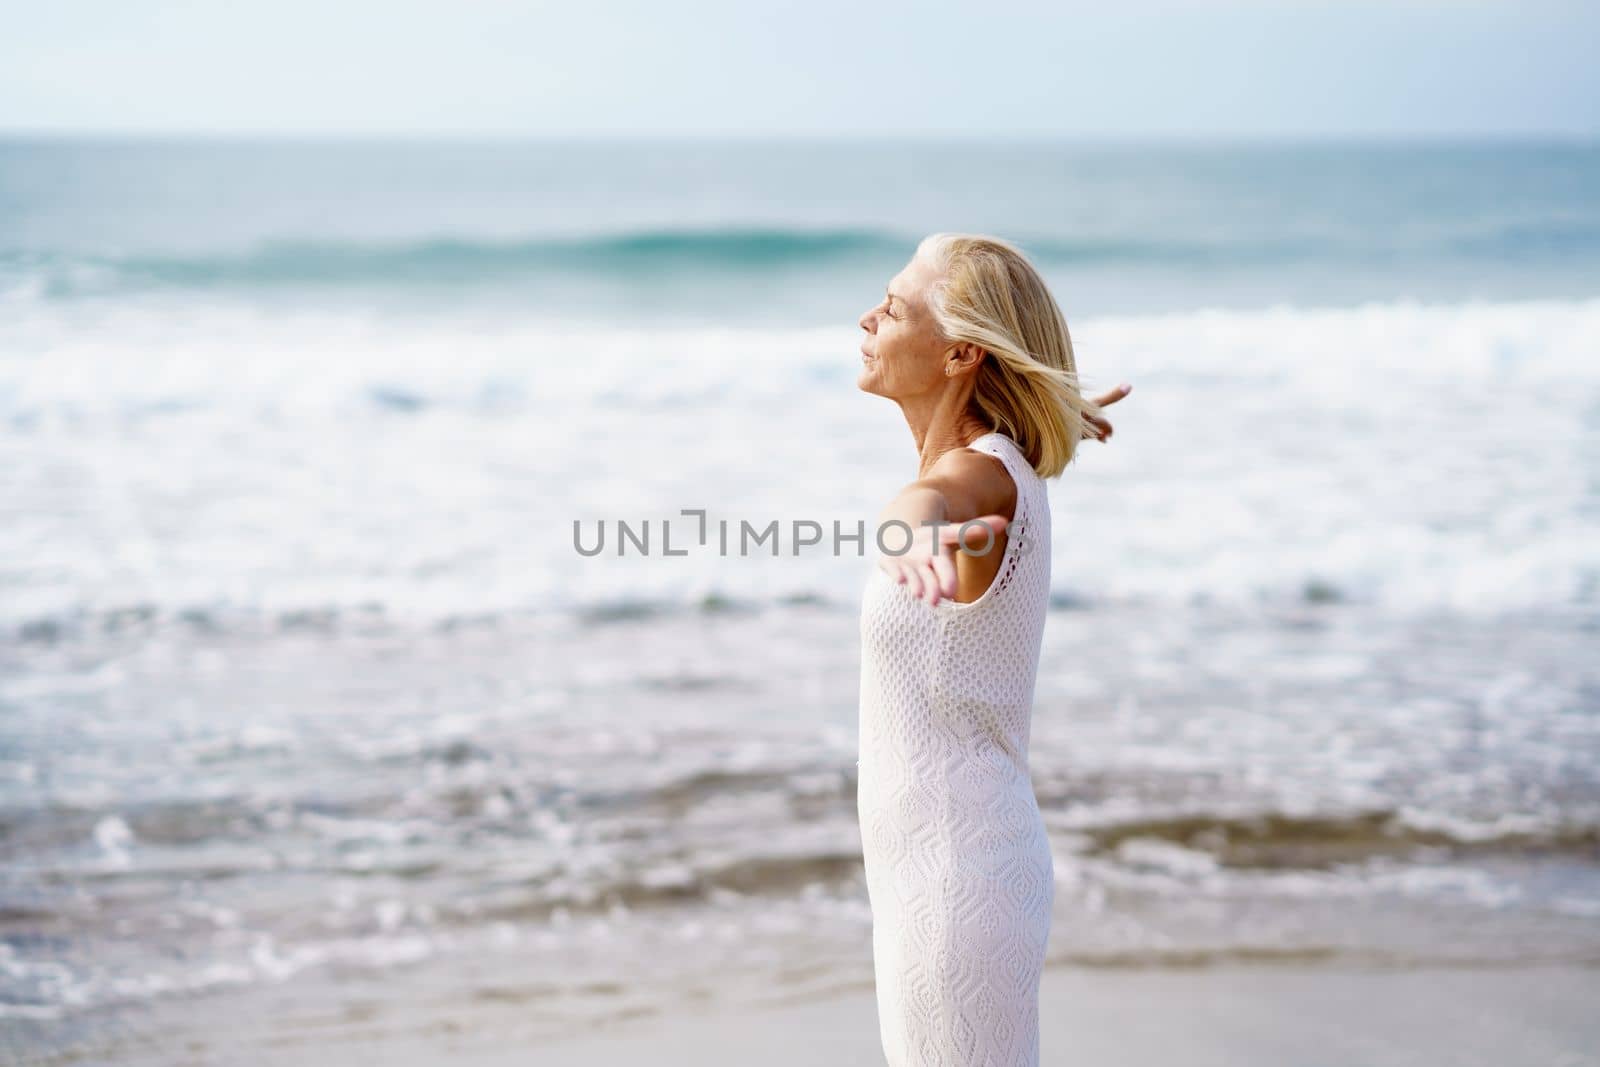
left=938, top=514, right=1009, bottom=547
left=921, top=559, right=944, bottom=605
left=942, top=515, right=1009, bottom=554
left=901, top=562, right=924, bottom=599
left=1092, top=382, right=1132, bottom=409
left=929, top=549, right=958, bottom=599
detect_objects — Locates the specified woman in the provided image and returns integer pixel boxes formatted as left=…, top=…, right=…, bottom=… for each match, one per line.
left=856, top=233, right=1130, bottom=1065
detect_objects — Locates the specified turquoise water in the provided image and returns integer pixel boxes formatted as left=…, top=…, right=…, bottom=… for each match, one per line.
left=4, top=138, right=1598, bottom=317
left=2, top=138, right=1598, bottom=1048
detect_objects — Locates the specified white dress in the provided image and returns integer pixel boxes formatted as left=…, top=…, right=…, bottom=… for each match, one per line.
left=857, top=431, right=1055, bottom=1067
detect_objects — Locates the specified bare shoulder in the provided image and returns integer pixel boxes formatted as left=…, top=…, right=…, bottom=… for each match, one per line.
left=924, top=443, right=1017, bottom=524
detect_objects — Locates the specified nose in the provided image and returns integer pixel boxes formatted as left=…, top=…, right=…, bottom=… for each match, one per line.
left=858, top=307, right=877, bottom=333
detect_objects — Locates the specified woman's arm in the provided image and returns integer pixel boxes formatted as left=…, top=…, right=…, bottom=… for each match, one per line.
left=1083, top=382, right=1133, bottom=442
left=875, top=449, right=1013, bottom=606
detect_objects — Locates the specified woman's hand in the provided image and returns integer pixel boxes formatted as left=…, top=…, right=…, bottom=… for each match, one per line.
left=877, top=514, right=1011, bottom=607
left=1083, top=382, right=1133, bottom=443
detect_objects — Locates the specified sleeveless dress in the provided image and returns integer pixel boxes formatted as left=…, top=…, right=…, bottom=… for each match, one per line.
left=856, top=431, right=1055, bottom=1067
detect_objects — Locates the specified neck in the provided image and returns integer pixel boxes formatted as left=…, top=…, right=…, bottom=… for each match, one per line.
left=900, top=389, right=992, bottom=478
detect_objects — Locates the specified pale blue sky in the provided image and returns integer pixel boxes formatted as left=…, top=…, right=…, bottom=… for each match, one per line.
left=1, top=0, right=1595, bottom=138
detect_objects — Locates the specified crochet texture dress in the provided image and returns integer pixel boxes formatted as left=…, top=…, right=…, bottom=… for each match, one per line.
left=856, top=431, right=1055, bottom=1067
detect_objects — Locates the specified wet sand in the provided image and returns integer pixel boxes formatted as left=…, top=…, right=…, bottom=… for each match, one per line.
left=532, top=965, right=1599, bottom=1067
left=32, top=962, right=1600, bottom=1066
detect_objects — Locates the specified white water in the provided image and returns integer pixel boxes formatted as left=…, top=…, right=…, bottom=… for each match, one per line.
left=3, top=294, right=1597, bottom=631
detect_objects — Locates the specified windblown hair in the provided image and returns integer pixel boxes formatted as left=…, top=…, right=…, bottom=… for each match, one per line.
left=917, top=232, right=1103, bottom=479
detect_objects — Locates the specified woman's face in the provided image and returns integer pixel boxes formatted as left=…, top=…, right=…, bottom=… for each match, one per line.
left=858, top=254, right=947, bottom=399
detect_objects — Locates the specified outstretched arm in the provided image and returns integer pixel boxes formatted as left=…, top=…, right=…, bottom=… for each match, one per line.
left=1082, top=382, right=1133, bottom=442
left=874, top=448, right=1013, bottom=606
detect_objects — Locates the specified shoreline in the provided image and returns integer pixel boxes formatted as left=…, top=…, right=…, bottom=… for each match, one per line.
left=22, top=960, right=1599, bottom=1066
left=532, top=963, right=1599, bottom=1067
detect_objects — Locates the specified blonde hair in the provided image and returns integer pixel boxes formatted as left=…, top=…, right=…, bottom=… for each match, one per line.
left=917, top=232, right=1102, bottom=479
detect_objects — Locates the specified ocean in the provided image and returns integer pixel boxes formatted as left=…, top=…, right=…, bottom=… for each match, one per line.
left=2, top=137, right=1598, bottom=1051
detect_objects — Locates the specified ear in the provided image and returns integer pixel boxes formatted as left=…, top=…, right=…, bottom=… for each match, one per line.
left=945, top=341, right=986, bottom=377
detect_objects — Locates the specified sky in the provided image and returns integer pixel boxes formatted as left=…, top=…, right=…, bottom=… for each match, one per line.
left=0, top=0, right=1595, bottom=139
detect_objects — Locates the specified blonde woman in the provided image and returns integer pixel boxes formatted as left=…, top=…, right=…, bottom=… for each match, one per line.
left=856, top=233, right=1130, bottom=1065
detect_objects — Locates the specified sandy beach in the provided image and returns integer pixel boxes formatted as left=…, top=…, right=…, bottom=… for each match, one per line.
left=17, top=961, right=1595, bottom=1066
left=532, top=966, right=1600, bottom=1067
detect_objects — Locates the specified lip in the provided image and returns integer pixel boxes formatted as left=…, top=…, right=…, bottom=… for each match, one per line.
left=860, top=345, right=875, bottom=362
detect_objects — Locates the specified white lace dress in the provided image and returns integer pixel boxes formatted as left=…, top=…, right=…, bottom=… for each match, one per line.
left=856, top=431, right=1055, bottom=1066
